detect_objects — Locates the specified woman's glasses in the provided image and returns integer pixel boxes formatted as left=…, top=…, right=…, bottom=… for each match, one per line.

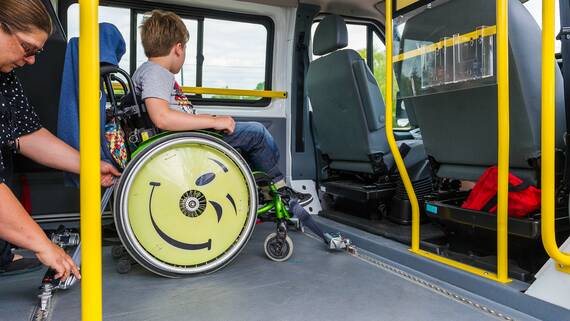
left=13, top=33, right=44, bottom=58
left=1, top=22, right=44, bottom=58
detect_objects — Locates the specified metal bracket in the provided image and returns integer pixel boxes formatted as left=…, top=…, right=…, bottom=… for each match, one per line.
left=288, top=217, right=304, bottom=232
left=556, top=27, right=570, bottom=41
left=51, top=230, right=80, bottom=248
left=324, top=232, right=352, bottom=250
left=38, top=284, right=53, bottom=311
left=555, top=262, right=570, bottom=274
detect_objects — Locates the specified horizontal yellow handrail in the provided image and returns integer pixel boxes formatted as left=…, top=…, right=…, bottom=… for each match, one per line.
left=541, top=0, right=570, bottom=274
left=110, top=83, right=287, bottom=99
left=393, top=25, right=496, bottom=62
left=396, top=0, right=420, bottom=10
left=181, top=87, right=287, bottom=99
left=414, top=249, right=504, bottom=279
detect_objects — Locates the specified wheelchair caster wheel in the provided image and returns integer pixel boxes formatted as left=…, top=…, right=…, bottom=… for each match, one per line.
left=264, top=232, right=294, bottom=262
left=116, top=258, right=132, bottom=274
left=111, top=245, right=126, bottom=259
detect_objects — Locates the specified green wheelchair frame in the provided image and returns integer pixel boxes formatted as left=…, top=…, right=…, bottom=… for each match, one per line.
left=254, top=173, right=298, bottom=262
left=257, top=183, right=290, bottom=219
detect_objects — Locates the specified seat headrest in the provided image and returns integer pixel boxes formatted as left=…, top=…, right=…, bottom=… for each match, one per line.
left=99, top=22, right=126, bottom=66
left=313, top=15, right=348, bottom=55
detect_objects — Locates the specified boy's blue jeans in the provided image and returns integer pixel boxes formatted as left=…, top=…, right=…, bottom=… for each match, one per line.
left=222, top=122, right=283, bottom=182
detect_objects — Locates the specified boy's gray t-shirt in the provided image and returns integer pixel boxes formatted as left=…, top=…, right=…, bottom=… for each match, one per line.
left=132, top=61, right=194, bottom=114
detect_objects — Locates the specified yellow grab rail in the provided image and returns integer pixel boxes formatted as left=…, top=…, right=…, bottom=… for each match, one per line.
left=495, top=0, right=510, bottom=282
left=79, top=1, right=102, bottom=321
left=181, top=87, right=287, bottom=99
left=541, top=0, right=570, bottom=273
left=393, top=25, right=497, bottom=63
left=385, top=0, right=421, bottom=252
left=396, top=0, right=420, bottom=10
left=111, top=82, right=287, bottom=99
left=386, top=0, right=511, bottom=283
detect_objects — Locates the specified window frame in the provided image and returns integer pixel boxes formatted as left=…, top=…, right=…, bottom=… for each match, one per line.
left=59, top=0, right=275, bottom=107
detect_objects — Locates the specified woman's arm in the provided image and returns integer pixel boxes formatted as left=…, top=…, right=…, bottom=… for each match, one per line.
left=0, top=183, right=80, bottom=280
left=18, top=128, right=81, bottom=173
left=17, top=128, right=120, bottom=186
left=6, top=72, right=118, bottom=179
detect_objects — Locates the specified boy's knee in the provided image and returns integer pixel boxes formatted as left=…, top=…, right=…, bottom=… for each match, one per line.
left=248, top=122, right=267, bottom=134
left=243, top=122, right=269, bottom=140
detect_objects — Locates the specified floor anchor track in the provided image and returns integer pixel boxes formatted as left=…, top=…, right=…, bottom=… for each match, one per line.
left=302, top=231, right=518, bottom=321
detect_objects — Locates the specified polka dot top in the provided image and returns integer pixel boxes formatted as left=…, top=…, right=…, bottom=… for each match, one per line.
left=0, top=71, right=42, bottom=182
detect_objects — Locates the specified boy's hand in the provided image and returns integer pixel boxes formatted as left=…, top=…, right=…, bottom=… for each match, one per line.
left=213, top=116, right=236, bottom=135
left=101, top=161, right=121, bottom=187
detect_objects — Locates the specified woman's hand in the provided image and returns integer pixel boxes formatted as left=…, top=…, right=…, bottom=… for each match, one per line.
left=101, top=161, right=120, bottom=187
left=35, top=242, right=81, bottom=281
left=0, top=184, right=80, bottom=281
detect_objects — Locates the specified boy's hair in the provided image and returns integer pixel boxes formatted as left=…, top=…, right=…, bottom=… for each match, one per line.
left=140, top=10, right=189, bottom=58
left=0, top=0, right=53, bottom=36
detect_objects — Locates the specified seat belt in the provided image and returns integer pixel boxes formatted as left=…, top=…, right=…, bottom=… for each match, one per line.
left=294, top=31, right=308, bottom=153
left=558, top=0, right=570, bottom=189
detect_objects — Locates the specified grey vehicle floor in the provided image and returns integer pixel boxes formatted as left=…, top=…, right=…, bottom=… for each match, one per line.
left=0, top=223, right=536, bottom=321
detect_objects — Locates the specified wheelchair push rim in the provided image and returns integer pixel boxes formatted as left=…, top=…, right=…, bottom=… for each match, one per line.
left=113, top=132, right=258, bottom=277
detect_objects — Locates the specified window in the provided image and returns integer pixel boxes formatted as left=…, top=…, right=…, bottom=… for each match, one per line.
left=311, top=19, right=406, bottom=127
left=524, top=0, right=561, bottom=53
left=66, top=3, right=273, bottom=105
left=202, top=19, right=267, bottom=99
left=67, top=4, right=131, bottom=72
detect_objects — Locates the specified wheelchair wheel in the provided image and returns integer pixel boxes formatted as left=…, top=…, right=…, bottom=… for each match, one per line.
left=114, top=132, right=258, bottom=277
left=264, top=233, right=294, bottom=262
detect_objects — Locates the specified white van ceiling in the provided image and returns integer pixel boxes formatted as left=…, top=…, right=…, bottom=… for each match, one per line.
left=147, top=0, right=387, bottom=20
left=237, top=0, right=389, bottom=20
left=145, top=0, right=530, bottom=23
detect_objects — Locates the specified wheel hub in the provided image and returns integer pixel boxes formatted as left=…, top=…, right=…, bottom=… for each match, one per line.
left=179, top=190, right=207, bottom=217
left=268, top=238, right=288, bottom=258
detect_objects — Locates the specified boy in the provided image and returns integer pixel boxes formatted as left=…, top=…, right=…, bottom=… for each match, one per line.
left=132, top=10, right=312, bottom=206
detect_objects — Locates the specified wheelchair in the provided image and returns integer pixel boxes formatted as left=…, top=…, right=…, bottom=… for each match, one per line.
left=101, top=65, right=298, bottom=277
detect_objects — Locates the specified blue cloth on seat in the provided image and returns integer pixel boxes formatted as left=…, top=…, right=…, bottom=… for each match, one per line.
left=57, top=23, right=126, bottom=186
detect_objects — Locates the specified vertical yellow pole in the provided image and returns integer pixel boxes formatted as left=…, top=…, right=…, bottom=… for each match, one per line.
left=79, top=1, right=101, bottom=321
left=496, top=0, right=510, bottom=282
left=385, top=0, right=420, bottom=251
left=541, top=0, right=570, bottom=271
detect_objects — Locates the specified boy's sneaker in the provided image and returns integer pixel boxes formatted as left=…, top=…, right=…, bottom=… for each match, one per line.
left=277, top=186, right=313, bottom=207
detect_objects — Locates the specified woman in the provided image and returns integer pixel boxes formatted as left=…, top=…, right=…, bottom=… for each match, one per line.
left=0, top=0, right=120, bottom=281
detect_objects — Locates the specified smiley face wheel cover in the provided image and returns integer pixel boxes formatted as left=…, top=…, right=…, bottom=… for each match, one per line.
left=114, top=133, right=258, bottom=277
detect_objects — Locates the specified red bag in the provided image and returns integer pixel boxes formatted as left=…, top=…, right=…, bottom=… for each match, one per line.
left=461, top=166, right=541, bottom=217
